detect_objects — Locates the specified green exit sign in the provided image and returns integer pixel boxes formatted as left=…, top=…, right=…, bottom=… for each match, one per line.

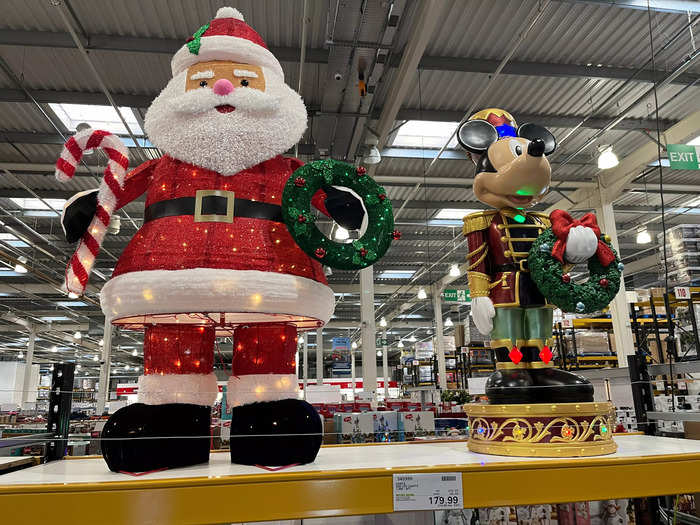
left=443, top=289, right=470, bottom=302
left=667, top=144, right=700, bottom=170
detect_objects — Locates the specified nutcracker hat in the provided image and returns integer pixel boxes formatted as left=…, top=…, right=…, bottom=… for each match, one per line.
left=171, top=7, right=284, bottom=80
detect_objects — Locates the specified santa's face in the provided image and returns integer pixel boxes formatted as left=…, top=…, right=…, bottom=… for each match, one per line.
left=145, top=60, right=307, bottom=175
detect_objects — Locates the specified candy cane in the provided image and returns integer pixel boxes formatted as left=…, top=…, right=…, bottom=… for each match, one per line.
left=55, top=129, right=129, bottom=295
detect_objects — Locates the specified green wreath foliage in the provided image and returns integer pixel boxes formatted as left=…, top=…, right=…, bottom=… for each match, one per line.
left=282, top=159, right=395, bottom=271
left=528, top=228, right=622, bottom=314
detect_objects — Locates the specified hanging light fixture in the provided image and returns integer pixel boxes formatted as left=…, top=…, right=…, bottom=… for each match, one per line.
left=67, top=292, right=79, bottom=299
left=597, top=146, right=619, bottom=170
left=51, top=346, right=58, bottom=353
left=18, top=351, right=24, bottom=359
left=98, top=338, right=104, bottom=346
left=397, top=340, right=405, bottom=348
left=131, top=349, right=138, bottom=357
left=351, top=341, right=358, bottom=349
left=376, top=350, right=382, bottom=357
left=93, top=355, right=99, bottom=362
left=417, top=287, right=427, bottom=300
left=73, top=331, right=82, bottom=339
left=14, top=256, right=28, bottom=274
left=444, top=317, right=454, bottom=327
left=408, top=335, right=417, bottom=343
left=449, top=264, right=460, bottom=277
left=636, top=227, right=651, bottom=244
left=379, top=317, right=387, bottom=327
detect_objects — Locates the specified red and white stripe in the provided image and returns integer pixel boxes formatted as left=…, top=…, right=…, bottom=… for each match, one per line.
left=55, top=129, right=129, bottom=295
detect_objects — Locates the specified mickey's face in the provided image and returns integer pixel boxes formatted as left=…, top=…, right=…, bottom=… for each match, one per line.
left=457, top=119, right=556, bottom=210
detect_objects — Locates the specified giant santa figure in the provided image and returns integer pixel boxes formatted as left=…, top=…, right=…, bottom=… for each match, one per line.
left=57, top=7, right=373, bottom=472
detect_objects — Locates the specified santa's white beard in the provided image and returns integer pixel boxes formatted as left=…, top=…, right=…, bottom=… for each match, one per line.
left=144, top=71, right=307, bottom=175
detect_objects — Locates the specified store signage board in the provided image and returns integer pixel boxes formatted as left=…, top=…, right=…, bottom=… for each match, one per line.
left=667, top=144, right=700, bottom=170
left=674, top=286, right=691, bottom=300
left=443, top=289, right=471, bottom=303
left=393, top=473, right=463, bottom=511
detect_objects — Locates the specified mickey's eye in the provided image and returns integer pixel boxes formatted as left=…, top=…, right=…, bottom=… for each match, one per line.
left=509, top=140, right=524, bottom=157
left=199, top=80, right=208, bottom=87
left=240, top=79, right=249, bottom=87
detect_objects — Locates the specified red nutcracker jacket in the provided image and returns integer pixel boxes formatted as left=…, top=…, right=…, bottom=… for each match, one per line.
left=463, top=208, right=551, bottom=307
left=110, top=154, right=328, bottom=284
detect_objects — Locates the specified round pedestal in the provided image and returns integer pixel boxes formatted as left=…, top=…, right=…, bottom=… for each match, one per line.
left=464, top=402, right=617, bottom=457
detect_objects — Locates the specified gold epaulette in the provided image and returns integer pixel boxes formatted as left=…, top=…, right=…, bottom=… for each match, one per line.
left=528, top=211, right=551, bottom=228
left=462, top=210, right=497, bottom=235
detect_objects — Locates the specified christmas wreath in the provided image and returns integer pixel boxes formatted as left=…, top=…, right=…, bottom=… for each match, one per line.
left=282, top=159, right=397, bottom=270
left=528, top=211, right=623, bottom=314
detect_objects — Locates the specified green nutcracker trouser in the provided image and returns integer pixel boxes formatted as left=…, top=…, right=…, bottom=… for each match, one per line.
left=489, top=306, right=553, bottom=353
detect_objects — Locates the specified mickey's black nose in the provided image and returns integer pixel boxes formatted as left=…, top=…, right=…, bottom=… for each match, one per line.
left=528, top=138, right=545, bottom=157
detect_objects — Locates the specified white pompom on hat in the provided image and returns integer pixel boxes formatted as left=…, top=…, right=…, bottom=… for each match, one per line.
left=171, top=6, right=284, bottom=80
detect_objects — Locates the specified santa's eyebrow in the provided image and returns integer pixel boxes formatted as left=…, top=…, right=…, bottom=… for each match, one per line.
left=234, top=69, right=259, bottom=78
left=190, top=70, right=215, bottom=80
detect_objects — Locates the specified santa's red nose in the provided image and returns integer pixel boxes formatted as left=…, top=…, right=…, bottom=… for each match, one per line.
left=213, top=78, right=234, bottom=96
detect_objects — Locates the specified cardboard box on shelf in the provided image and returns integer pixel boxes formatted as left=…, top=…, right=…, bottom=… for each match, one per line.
left=398, top=411, right=435, bottom=441
left=323, top=416, right=336, bottom=445
left=372, top=411, right=398, bottom=442
left=334, top=412, right=376, bottom=444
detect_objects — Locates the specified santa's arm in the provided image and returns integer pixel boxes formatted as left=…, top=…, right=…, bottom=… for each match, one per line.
left=61, top=158, right=160, bottom=243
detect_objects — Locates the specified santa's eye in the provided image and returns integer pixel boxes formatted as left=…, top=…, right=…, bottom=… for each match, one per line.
left=199, top=80, right=208, bottom=87
left=240, top=79, right=249, bottom=87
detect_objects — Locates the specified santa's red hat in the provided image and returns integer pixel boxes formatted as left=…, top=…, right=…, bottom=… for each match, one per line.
left=171, top=7, right=284, bottom=80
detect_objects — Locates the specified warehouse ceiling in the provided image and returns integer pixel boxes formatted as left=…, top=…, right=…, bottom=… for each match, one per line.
left=0, top=0, right=699, bottom=376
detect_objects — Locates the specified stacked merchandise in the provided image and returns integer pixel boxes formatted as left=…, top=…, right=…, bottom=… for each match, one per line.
left=658, top=225, right=700, bottom=286
left=614, top=406, right=638, bottom=432
left=471, top=499, right=634, bottom=524
left=332, top=407, right=436, bottom=444
left=652, top=394, right=700, bottom=433
left=564, top=331, right=612, bottom=356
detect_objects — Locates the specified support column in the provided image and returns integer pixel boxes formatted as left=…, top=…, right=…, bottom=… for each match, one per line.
left=596, top=185, right=635, bottom=367
left=360, top=267, right=378, bottom=401
left=432, top=285, right=448, bottom=389
left=351, top=346, right=356, bottom=401
left=316, top=327, right=323, bottom=385
left=382, top=328, right=389, bottom=400
left=21, top=326, right=36, bottom=406
left=302, top=335, right=308, bottom=400
left=96, top=320, right=113, bottom=415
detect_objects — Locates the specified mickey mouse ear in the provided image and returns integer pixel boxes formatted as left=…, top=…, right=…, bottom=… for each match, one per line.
left=457, top=120, right=499, bottom=154
left=517, top=123, right=556, bottom=155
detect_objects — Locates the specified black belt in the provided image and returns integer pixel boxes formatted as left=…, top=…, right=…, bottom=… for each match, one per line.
left=144, top=190, right=283, bottom=224
left=494, top=261, right=528, bottom=272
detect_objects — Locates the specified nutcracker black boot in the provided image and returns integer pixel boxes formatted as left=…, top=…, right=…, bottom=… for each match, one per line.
left=524, top=347, right=594, bottom=403
left=229, top=399, right=322, bottom=466
left=101, top=403, right=211, bottom=473
left=485, top=346, right=537, bottom=404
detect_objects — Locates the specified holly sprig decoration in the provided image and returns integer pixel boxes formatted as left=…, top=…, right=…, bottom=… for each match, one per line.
left=186, top=23, right=210, bottom=55
left=282, top=160, right=395, bottom=270
left=528, top=228, right=622, bottom=313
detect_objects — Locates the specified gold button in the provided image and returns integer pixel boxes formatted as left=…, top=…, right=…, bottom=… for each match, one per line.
left=504, top=250, right=511, bottom=257
left=497, top=224, right=505, bottom=230
left=501, top=236, right=507, bottom=242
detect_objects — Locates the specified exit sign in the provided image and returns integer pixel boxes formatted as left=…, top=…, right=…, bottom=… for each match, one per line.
left=667, top=144, right=700, bottom=170
left=443, top=289, right=470, bottom=302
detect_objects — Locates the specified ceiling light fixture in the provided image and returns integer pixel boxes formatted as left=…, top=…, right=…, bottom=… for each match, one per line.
left=131, top=349, right=138, bottom=357
left=73, top=331, right=82, bottom=339
left=444, top=317, right=454, bottom=327
left=67, top=292, right=80, bottom=299
left=18, top=351, right=24, bottom=359
left=98, top=339, right=104, bottom=346
left=351, top=341, right=358, bottom=349
left=377, top=350, right=382, bottom=357
left=408, top=335, right=417, bottom=343
left=14, top=256, right=28, bottom=274
left=449, top=264, right=460, bottom=277
left=636, top=227, right=652, bottom=244
left=598, top=146, right=619, bottom=170
left=93, top=355, right=99, bottom=361
left=379, top=317, right=387, bottom=327
left=417, top=287, right=427, bottom=300
left=51, top=346, right=58, bottom=353
left=397, top=340, right=404, bottom=348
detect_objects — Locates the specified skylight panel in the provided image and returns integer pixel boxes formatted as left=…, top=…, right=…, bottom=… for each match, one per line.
left=392, top=121, right=459, bottom=149
left=48, top=103, right=143, bottom=135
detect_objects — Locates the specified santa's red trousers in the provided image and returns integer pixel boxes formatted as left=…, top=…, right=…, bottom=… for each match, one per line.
left=143, top=322, right=297, bottom=383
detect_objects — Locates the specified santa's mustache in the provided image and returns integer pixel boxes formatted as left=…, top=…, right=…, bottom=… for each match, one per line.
left=168, top=87, right=280, bottom=114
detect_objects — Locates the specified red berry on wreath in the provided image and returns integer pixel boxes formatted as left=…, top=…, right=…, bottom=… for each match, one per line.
left=562, top=274, right=571, bottom=283
left=391, top=230, right=402, bottom=240
left=359, top=248, right=368, bottom=257
left=314, top=247, right=326, bottom=258
left=294, top=176, right=306, bottom=187
left=599, top=278, right=609, bottom=287
left=378, top=193, right=386, bottom=201
left=297, top=214, right=306, bottom=223
left=356, top=166, right=367, bottom=175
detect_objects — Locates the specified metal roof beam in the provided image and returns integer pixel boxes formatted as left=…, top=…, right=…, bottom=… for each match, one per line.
left=559, top=0, right=700, bottom=14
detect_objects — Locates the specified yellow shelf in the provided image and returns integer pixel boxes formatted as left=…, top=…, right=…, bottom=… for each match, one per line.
left=572, top=317, right=669, bottom=328
left=1, top=436, right=700, bottom=524
left=577, top=356, right=618, bottom=361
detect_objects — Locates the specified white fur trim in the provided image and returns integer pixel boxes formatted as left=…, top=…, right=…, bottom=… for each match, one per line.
left=100, top=268, right=335, bottom=325
left=171, top=35, right=284, bottom=80
left=227, top=374, right=299, bottom=406
left=216, top=7, right=244, bottom=20
left=138, top=373, right=218, bottom=405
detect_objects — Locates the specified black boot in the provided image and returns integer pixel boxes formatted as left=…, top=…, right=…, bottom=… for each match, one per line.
left=486, top=368, right=536, bottom=404
left=230, top=399, right=322, bottom=466
left=101, top=403, right=210, bottom=472
left=529, top=367, right=594, bottom=403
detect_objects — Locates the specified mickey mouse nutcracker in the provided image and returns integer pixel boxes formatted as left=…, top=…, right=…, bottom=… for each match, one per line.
left=55, top=8, right=389, bottom=472
left=459, top=109, right=621, bottom=457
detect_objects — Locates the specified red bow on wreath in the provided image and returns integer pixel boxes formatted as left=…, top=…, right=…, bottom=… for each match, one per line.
left=549, top=210, right=615, bottom=267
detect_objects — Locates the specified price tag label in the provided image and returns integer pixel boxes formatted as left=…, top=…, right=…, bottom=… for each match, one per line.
left=674, top=286, right=691, bottom=300
left=393, top=473, right=463, bottom=511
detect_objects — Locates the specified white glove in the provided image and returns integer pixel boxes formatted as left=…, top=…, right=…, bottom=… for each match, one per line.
left=471, top=296, right=495, bottom=335
left=564, top=225, right=598, bottom=263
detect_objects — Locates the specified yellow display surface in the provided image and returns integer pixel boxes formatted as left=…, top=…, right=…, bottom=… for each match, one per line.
left=1, top=435, right=700, bottom=525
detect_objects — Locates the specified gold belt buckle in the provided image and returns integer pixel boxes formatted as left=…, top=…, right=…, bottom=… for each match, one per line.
left=194, top=189, right=234, bottom=223
left=519, top=259, right=529, bottom=272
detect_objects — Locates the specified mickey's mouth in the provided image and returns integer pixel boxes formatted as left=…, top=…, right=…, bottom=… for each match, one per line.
left=215, top=105, right=236, bottom=113
left=507, top=194, right=533, bottom=206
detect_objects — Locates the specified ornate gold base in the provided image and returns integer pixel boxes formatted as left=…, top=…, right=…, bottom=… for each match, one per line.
left=464, top=402, right=617, bottom=457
